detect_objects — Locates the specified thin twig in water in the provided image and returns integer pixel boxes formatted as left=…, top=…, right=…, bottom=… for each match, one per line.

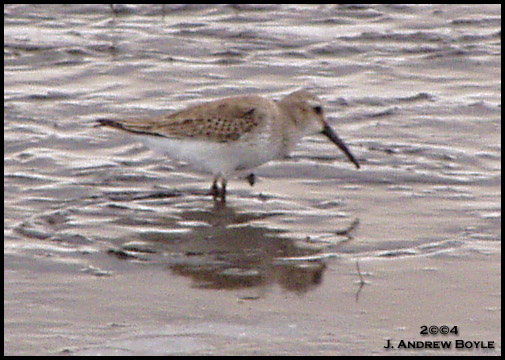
left=355, top=260, right=367, bottom=302
left=335, top=218, right=360, bottom=239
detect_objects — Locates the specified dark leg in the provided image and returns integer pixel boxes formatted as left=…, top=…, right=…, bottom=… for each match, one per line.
left=245, top=173, right=255, bottom=186
left=209, top=179, right=219, bottom=198
left=220, top=179, right=227, bottom=202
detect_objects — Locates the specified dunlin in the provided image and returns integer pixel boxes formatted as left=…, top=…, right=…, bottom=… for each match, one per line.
left=97, top=90, right=360, bottom=200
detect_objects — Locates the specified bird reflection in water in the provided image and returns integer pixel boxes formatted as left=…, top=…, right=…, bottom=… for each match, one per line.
left=107, top=196, right=359, bottom=295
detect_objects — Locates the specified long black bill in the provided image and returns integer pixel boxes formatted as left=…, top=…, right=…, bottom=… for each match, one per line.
left=321, top=124, right=360, bottom=169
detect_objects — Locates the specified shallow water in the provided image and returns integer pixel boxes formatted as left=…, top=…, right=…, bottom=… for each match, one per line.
left=4, top=4, right=501, bottom=355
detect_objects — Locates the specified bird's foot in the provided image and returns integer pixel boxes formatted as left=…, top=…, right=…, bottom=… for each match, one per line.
left=245, top=173, right=256, bottom=187
left=209, top=181, right=226, bottom=202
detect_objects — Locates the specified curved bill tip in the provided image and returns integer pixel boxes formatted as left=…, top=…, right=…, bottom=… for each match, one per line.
left=321, top=124, right=360, bottom=169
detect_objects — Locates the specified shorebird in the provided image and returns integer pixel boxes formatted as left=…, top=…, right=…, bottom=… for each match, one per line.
left=97, top=89, right=360, bottom=201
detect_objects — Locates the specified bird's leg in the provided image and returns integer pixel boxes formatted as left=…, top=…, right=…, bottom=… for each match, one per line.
left=245, top=173, right=255, bottom=186
left=209, top=177, right=220, bottom=198
left=219, top=179, right=227, bottom=202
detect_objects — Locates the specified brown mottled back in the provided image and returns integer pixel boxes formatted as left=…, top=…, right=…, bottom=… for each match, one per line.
left=99, top=96, right=267, bottom=143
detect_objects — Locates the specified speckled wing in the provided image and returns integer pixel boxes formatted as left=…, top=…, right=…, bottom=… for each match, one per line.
left=97, top=96, right=266, bottom=143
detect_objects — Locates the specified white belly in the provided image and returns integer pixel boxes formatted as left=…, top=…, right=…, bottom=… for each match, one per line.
left=138, top=134, right=282, bottom=177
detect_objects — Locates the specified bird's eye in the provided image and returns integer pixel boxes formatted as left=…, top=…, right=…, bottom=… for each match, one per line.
left=313, top=106, right=322, bottom=115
